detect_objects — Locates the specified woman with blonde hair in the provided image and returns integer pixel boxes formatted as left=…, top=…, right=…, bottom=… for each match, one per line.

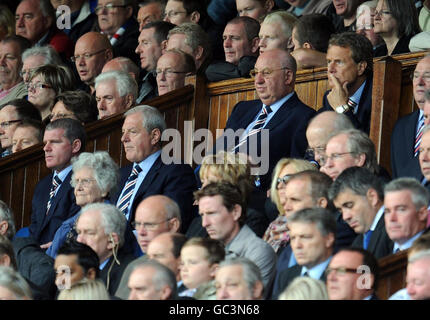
left=57, top=279, right=110, bottom=300
left=263, top=158, right=316, bottom=252
left=278, top=277, right=328, bottom=300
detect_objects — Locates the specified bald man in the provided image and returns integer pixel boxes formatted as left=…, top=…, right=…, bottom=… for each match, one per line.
left=114, top=195, right=181, bottom=299
left=305, top=111, right=354, bottom=166
left=73, top=32, right=113, bottom=93
left=101, top=57, right=140, bottom=81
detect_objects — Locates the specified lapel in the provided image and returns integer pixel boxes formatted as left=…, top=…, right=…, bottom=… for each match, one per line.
left=404, top=110, right=420, bottom=152
left=133, top=155, right=163, bottom=203
left=233, top=100, right=262, bottom=131
left=264, top=93, right=298, bottom=131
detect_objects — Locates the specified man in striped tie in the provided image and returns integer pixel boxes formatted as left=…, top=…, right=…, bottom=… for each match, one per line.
left=29, top=119, right=86, bottom=247
left=112, top=105, right=196, bottom=233
left=391, top=55, right=430, bottom=180
left=215, top=48, right=316, bottom=191
left=319, top=32, right=374, bottom=134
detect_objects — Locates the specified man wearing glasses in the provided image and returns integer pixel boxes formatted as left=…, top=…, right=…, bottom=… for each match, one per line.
left=155, top=49, right=196, bottom=96
left=114, top=195, right=182, bottom=299
left=326, top=247, right=380, bottom=300
left=0, top=99, right=42, bottom=157
left=73, top=32, right=113, bottom=94
left=95, top=0, right=140, bottom=65
left=163, top=0, right=204, bottom=26
left=214, top=48, right=315, bottom=191
left=0, top=36, right=31, bottom=105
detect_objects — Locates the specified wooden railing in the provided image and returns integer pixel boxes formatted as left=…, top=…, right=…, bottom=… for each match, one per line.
left=377, top=250, right=408, bottom=300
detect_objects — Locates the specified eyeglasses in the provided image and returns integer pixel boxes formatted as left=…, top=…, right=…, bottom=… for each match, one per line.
left=305, top=146, right=326, bottom=159
left=49, top=112, right=75, bottom=121
left=163, top=10, right=187, bottom=19
left=155, top=69, right=188, bottom=78
left=319, top=152, right=357, bottom=166
left=249, top=67, right=289, bottom=78
left=95, top=3, right=127, bottom=14
left=131, top=218, right=172, bottom=231
left=0, top=120, right=21, bottom=129
left=26, top=83, right=52, bottom=91
left=325, top=267, right=357, bottom=276
left=276, top=174, right=292, bottom=190
left=72, top=178, right=96, bottom=187
left=71, top=49, right=107, bottom=63
left=19, top=68, right=36, bottom=78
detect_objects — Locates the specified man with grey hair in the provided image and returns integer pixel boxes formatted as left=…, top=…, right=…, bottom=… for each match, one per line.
left=0, top=201, right=16, bottom=241
left=321, top=128, right=379, bottom=181
left=274, top=207, right=336, bottom=299
left=114, top=194, right=182, bottom=299
left=76, top=202, right=136, bottom=295
left=384, top=178, right=430, bottom=254
left=0, top=266, right=33, bottom=300
left=306, top=111, right=354, bottom=166
left=216, top=257, right=264, bottom=300
left=21, top=46, right=63, bottom=83
left=391, top=55, right=430, bottom=180
left=418, top=125, right=430, bottom=192
left=258, top=11, right=298, bottom=54
left=15, top=0, right=73, bottom=59
left=166, top=22, right=211, bottom=72
left=95, top=70, right=137, bottom=119
left=128, top=259, right=177, bottom=300
left=112, top=105, right=196, bottom=231
left=406, top=249, right=430, bottom=300
left=330, top=167, right=394, bottom=259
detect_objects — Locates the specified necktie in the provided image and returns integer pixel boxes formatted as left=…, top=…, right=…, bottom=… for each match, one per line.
left=347, top=98, right=357, bottom=114
left=117, top=165, right=142, bottom=216
left=414, top=113, right=425, bottom=157
left=303, top=271, right=309, bottom=277
left=363, top=229, right=373, bottom=250
left=394, top=247, right=401, bottom=254
left=232, top=105, right=272, bottom=152
left=46, top=175, right=62, bottom=215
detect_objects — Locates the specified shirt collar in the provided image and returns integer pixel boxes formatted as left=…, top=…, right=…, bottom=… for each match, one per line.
left=264, top=91, right=294, bottom=113
left=349, top=80, right=366, bottom=113
left=136, top=149, right=161, bottom=170
left=301, top=256, right=332, bottom=279
left=99, top=257, right=110, bottom=270
left=55, top=165, right=73, bottom=182
left=393, top=230, right=425, bottom=252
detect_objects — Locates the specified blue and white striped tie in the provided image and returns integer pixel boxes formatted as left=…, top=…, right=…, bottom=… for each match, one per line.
left=117, top=165, right=142, bottom=215
left=414, top=113, right=425, bottom=157
left=232, top=105, right=272, bottom=152
left=46, top=175, right=62, bottom=215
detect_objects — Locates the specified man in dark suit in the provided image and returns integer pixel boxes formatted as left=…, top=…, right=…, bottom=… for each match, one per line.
left=330, top=167, right=394, bottom=259
left=391, top=55, right=430, bottom=180
left=111, top=105, right=197, bottom=233
left=274, top=207, right=336, bottom=299
left=318, top=32, right=373, bottom=134
left=215, top=48, right=316, bottom=191
left=327, top=247, right=380, bottom=300
left=95, top=0, right=140, bottom=65
left=75, top=203, right=135, bottom=296
left=29, top=118, right=85, bottom=247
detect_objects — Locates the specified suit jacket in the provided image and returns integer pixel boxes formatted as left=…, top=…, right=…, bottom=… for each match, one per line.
left=217, top=93, right=316, bottom=190
left=391, top=110, right=422, bottom=179
left=100, top=248, right=136, bottom=296
left=351, top=216, right=394, bottom=259
left=319, top=76, right=373, bottom=134
left=111, top=155, right=197, bottom=233
left=274, top=264, right=328, bottom=299
left=29, top=171, right=80, bottom=245
left=111, top=18, right=140, bottom=67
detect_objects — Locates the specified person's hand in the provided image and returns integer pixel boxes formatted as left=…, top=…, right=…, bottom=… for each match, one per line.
left=40, top=241, right=52, bottom=249
left=327, top=73, right=349, bottom=108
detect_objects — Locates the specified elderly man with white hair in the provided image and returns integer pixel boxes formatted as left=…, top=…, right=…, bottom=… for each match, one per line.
left=94, top=70, right=138, bottom=119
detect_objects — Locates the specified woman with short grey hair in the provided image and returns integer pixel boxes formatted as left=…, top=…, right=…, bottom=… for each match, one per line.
left=46, top=151, right=120, bottom=259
